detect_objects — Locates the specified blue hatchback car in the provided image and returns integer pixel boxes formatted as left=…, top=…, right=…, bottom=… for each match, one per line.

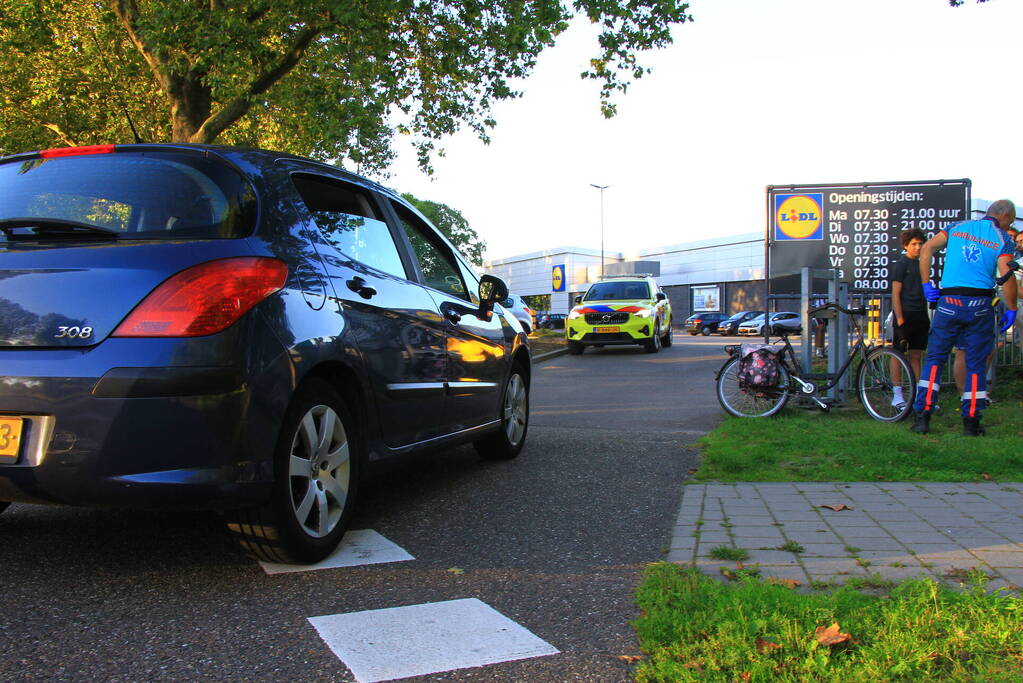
left=0, top=144, right=530, bottom=563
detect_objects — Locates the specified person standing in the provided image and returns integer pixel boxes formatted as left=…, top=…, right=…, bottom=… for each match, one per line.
left=911, top=200, right=1018, bottom=436
left=890, top=228, right=928, bottom=408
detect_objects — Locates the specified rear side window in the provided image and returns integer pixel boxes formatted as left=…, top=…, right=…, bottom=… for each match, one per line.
left=0, top=152, right=256, bottom=239
left=290, top=174, right=407, bottom=279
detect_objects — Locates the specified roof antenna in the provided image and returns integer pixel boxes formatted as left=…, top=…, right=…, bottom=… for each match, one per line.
left=89, top=28, right=143, bottom=144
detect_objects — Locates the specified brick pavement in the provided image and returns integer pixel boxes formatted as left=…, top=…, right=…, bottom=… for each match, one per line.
left=669, top=482, right=1023, bottom=592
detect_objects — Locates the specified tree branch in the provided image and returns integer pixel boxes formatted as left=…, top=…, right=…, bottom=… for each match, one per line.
left=111, top=0, right=177, bottom=95
left=191, top=24, right=322, bottom=142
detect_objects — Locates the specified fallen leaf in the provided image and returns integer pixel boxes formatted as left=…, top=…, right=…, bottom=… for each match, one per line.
left=756, top=637, right=782, bottom=653
left=815, top=623, right=851, bottom=646
left=688, top=468, right=699, bottom=475
left=767, top=577, right=802, bottom=589
left=820, top=504, right=853, bottom=511
left=981, top=473, right=992, bottom=480
left=740, top=673, right=751, bottom=682
left=924, top=651, right=940, bottom=660
left=446, top=567, right=465, bottom=575
left=617, top=655, right=642, bottom=664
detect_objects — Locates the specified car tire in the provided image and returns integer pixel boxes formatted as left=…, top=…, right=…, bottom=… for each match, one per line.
left=568, top=340, right=584, bottom=355
left=474, top=363, right=529, bottom=460
left=701, top=326, right=711, bottom=336
left=661, top=323, right=673, bottom=347
left=644, top=322, right=662, bottom=353
left=224, top=378, right=360, bottom=564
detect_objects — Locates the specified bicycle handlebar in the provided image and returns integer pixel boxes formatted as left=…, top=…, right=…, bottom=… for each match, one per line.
left=996, top=259, right=1020, bottom=286
left=808, top=302, right=867, bottom=317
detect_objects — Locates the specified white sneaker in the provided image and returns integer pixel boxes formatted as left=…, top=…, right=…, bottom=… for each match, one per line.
left=891, top=389, right=905, bottom=409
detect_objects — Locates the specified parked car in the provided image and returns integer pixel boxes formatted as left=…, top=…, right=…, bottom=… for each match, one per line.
left=565, top=274, right=672, bottom=354
left=685, top=311, right=729, bottom=336
left=737, top=311, right=803, bottom=336
left=0, top=143, right=531, bottom=564
left=502, top=294, right=534, bottom=334
left=717, top=310, right=764, bottom=336
left=539, top=313, right=567, bottom=330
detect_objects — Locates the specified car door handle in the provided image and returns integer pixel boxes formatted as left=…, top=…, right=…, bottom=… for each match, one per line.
left=346, top=276, right=377, bottom=299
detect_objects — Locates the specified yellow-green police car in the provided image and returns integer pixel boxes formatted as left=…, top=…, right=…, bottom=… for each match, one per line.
left=565, top=275, right=673, bottom=354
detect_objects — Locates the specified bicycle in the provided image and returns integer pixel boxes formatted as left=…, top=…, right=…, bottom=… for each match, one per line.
left=715, top=302, right=915, bottom=422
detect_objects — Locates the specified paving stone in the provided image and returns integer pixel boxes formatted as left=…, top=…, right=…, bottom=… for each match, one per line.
left=829, top=526, right=895, bottom=539
left=834, top=537, right=906, bottom=551
left=853, top=550, right=920, bottom=562
left=794, top=543, right=848, bottom=557
left=970, top=551, right=1023, bottom=568
left=868, top=509, right=922, bottom=521
left=880, top=531, right=949, bottom=543
left=745, top=550, right=802, bottom=566
left=802, top=558, right=864, bottom=575
left=775, top=520, right=830, bottom=531
left=870, top=566, right=934, bottom=582
left=699, top=508, right=725, bottom=520
left=904, top=542, right=969, bottom=554
left=666, top=549, right=695, bottom=564
left=771, top=510, right=822, bottom=521
left=992, top=568, right=1023, bottom=587
left=759, top=566, right=809, bottom=583
left=694, top=532, right=731, bottom=545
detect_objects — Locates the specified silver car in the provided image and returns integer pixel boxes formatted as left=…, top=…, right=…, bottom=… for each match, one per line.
left=737, top=311, right=802, bottom=336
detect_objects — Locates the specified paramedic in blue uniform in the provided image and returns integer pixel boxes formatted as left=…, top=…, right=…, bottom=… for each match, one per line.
left=911, top=199, right=1017, bottom=436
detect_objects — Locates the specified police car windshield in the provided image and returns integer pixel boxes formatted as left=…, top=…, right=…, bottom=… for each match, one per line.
left=584, top=281, right=650, bottom=301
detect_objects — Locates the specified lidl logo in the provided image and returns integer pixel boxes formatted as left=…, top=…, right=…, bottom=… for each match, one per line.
left=774, top=193, right=824, bottom=241
left=552, top=264, right=565, bottom=292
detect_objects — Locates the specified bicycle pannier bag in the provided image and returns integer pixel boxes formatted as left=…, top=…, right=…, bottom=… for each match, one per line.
left=737, top=344, right=780, bottom=389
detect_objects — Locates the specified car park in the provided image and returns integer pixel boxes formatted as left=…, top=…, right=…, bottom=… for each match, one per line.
left=737, top=311, right=802, bottom=336
left=717, top=310, right=764, bottom=335
left=565, top=274, right=672, bottom=354
left=0, top=143, right=530, bottom=564
left=684, top=311, right=728, bottom=336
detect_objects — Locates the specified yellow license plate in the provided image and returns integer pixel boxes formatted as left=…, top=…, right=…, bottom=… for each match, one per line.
left=593, top=326, right=620, bottom=333
left=0, top=417, right=23, bottom=461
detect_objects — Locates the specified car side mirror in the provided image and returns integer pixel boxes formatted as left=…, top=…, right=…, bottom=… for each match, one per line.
left=656, top=292, right=667, bottom=302
left=574, top=295, right=582, bottom=304
left=478, top=274, right=509, bottom=319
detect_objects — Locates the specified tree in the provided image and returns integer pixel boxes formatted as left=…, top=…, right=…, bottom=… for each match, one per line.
left=401, top=193, right=486, bottom=267
left=0, top=1, right=692, bottom=173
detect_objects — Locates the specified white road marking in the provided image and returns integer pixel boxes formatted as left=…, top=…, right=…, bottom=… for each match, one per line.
left=308, top=598, right=559, bottom=682
left=259, top=529, right=414, bottom=575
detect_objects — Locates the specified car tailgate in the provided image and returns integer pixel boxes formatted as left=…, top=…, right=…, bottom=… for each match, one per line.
left=0, top=240, right=253, bottom=347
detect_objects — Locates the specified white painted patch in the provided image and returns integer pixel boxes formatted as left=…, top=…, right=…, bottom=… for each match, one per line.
left=260, top=529, right=414, bottom=575
left=308, top=598, right=559, bottom=682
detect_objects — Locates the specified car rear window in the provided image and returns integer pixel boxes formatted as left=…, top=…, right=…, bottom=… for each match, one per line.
left=584, top=281, right=651, bottom=301
left=0, top=151, right=256, bottom=239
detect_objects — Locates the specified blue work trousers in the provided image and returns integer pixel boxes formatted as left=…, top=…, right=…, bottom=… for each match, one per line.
left=913, top=295, right=994, bottom=418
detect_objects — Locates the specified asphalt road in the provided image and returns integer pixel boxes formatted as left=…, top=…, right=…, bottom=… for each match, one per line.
left=0, top=334, right=728, bottom=683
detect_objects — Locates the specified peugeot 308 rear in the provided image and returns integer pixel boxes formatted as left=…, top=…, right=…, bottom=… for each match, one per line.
left=0, top=144, right=530, bottom=564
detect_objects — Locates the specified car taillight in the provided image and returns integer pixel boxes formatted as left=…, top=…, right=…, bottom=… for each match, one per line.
left=113, top=258, right=288, bottom=337
left=39, top=144, right=116, bottom=158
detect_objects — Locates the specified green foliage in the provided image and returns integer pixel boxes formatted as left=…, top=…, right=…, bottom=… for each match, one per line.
left=633, top=563, right=1023, bottom=682
left=400, top=192, right=485, bottom=266
left=708, top=546, right=749, bottom=562
left=0, top=0, right=693, bottom=171
left=524, top=294, right=551, bottom=312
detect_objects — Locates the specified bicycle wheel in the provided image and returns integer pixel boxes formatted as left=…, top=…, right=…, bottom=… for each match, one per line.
left=857, top=347, right=915, bottom=422
left=716, top=356, right=791, bottom=418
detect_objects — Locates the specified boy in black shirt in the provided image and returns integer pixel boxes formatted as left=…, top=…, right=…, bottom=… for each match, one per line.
left=891, top=228, right=927, bottom=407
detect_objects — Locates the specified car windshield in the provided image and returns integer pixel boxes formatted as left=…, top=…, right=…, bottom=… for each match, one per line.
left=744, top=315, right=765, bottom=323
left=725, top=312, right=749, bottom=322
left=0, top=151, right=257, bottom=240
left=583, top=281, right=650, bottom=301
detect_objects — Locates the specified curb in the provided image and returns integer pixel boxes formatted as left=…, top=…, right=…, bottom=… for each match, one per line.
left=531, top=347, right=569, bottom=363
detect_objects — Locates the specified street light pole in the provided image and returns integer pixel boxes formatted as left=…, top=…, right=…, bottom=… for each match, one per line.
left=590, top=184, right=609, bottom=278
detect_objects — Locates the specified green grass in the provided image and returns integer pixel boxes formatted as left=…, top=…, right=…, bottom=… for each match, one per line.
left=709, top=546, right=749, bottom=562
left=633, top=563, right=1023, bottom=682
left=696, top=367, right=1023, bottom=482
left=778, top=540, right=805, bottom=554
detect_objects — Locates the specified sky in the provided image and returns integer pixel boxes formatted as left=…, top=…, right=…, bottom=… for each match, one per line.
left=381, top=0, right=1021, bottom=263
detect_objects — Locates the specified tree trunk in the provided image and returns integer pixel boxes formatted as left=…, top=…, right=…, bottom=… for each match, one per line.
left=169, top=72, right=213, bottom=143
